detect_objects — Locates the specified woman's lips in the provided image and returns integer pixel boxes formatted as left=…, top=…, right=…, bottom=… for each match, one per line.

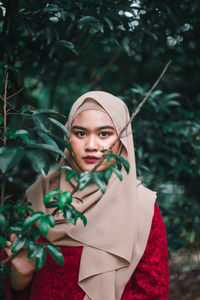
left=83, top=156, right=99, bottom=163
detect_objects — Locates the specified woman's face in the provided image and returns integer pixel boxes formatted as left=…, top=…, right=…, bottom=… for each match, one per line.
left=70, top=109, right=120, bottom=172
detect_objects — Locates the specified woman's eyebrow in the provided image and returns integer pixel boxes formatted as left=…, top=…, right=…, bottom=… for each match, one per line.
left=72, top=125, right=87, bottom=130
left=72, top=125, right=115, bottom=130
left=97, top=126, right=115, bottom=130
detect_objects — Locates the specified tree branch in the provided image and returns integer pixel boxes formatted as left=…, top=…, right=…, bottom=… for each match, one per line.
left=0, top=60, right=171, bottom=266
left=91, top=60, right=172, bottom=171
left=91, top=50, right=123, bottom=89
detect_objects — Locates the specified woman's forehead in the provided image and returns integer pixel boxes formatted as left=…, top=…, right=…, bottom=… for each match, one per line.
left=72, top=109, right=115, bottom=127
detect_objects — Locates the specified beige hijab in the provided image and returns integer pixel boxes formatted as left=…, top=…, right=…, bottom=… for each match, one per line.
left=26, top=91, right=156, bottom=300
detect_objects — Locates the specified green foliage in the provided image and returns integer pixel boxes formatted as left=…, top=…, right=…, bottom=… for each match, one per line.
left=39, top=215, right=56, bottom=237
left=43, top=189, right=62, bottom=205
left=23, top=212, right=44, bottom=229
left=0, top=0, right=199, bottom=297
left=58, top=191, right=72, bottom=209
left=27, top=241, right=47, bottom=269
left=45, top=243, right=64, bottom=265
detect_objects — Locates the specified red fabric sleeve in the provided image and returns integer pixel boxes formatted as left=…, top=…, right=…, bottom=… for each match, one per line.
left=122, top=202, right=169, bottom=299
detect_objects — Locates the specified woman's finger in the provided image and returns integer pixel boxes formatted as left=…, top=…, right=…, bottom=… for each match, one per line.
left=6, top=241, right=12, bottom=247
left=10, top=233, right=17, bottom=242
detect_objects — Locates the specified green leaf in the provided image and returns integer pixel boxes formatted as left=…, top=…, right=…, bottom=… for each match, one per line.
left=32, top=109, right=61, bottom=115
left=59, top=166, right=73, bottom=171
left=78, top=172, right=92, bottom=190
left=0, top=147, right=25, bottom=173
left=48, top=117, right=70, bottom=140
left=43, top=4, right=60, bottom=13
left=45, top=242, right=64, bottom=265
left=49, top=134, right=72, bottom=152
left=63, top=206, right=74, bottom=224
left=110, top=166, right=123, bottom=181
left=15, top=130, right=29, bottom=135
left=45, top=26, right=54, bottom=45
left=31, top=226, right=40, bottom=240
left=45, top=200, right=59, bottom=208
left=78, top=16, right=97, bottom=29
left=73, top=197, right=83, bottom=203
left=11, top=236, right=27, bottom=253
left=26, top=239, right=37, bottom=258
left=35, top=244, right=46, bottom=269
left=38, top=133, right=60, bottom=152
left=0, top=214, right=7, bottom=233
left=48, top=215, right=56, bottom=227
left=32, top=114, right=49, bottom=133
left=8, top=224, right=22, bottom=234
left=25, top=150, right=50, bottom=175
left=27, top=240, right=47, bottom=269
left=115, top=155, right=130, bottom=174
left=104, top=17, right=114, bottom=30
left=59, top=192, right=72, bottom=210
left=24, top=20, right=35, bottom=36
left=23, top=212, right=44, bottom=228
left=104, top=167, right=113, bottom=184
left=27, top=143, right=65, bottom=158
left=107, top=153, right=130, bottom=174
left=55, top=40, right=78, bottom=55
left=65, top=170, right=76, bottom=181
left=93, top=172, right=106, bottom=193
left=0, top=235, right=7, bottom=247
left=39, top=216, right=49, bottom=237
left=76, top=211, right=87, bottom=226
left=39, top=214, right=56, bottom=237
left=0, top=115, right=3, bottom=125
left=43, top=189, right=62, bottom=205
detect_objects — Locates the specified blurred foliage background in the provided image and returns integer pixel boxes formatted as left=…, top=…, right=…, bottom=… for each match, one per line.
left=0, top=0, right=199, bottom=262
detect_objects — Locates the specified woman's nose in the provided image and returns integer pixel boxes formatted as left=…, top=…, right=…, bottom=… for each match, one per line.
left=85, top=136, right=98, bottom=152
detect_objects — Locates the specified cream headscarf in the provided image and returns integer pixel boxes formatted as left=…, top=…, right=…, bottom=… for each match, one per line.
left=26, top=91, right=156, bottom=300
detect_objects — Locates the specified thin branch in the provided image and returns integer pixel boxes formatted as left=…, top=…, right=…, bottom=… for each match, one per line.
left=90, top=50, right=123, bottom=89
left=1, top=71, right=9, bottom=208
left=3, top=71, right=8, bottom=146
left=6, top=87, right=24, bottom=100
left=91, top=60, right=172, bottom=171
left=1, top=174, right=6, bottom=207
left=0, top=250, right=22, bottom=267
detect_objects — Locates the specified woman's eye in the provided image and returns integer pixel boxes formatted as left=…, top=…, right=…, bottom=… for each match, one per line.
left=76, top=131, right=86, bottom=137
left=99, top=132, right=109, bottom=137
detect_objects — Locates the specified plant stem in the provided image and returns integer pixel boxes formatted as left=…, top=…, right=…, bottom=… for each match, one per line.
left=0, top=250, right=22, bottom=267
left=1, top=71, right=9, bottom=207
left=3, top=70, right=8, bottom=146
left=91, top=60, right=172, bottom=171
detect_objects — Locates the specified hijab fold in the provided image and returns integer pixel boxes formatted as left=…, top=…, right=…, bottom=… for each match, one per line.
left=26, top=91, right=156, bottom=300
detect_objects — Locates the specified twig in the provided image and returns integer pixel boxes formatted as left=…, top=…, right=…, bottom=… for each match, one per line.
left=91, top=50, right=123, bottom=89
left=91, top=60, right=172, bottom=171
left=6, top=87, right=24, bottom=100
left=3, top=70, right=8, bottom=146
left=1, top=71, right=9, bottom=218
left=0, top=250, right=21, bottom=267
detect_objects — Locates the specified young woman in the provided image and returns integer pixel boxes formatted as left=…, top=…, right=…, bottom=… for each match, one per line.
left=3, top=91, right=169, bottom=299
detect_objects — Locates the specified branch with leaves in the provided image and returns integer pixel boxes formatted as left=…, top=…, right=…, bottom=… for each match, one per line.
left=0, top=61, right=171, bottom=270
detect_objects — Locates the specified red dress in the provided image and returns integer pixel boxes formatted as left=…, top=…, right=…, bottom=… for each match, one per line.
left=2, top=203, right=169, bottom=299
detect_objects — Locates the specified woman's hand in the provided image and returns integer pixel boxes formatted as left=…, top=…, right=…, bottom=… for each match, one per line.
left=4, top=233, right=35, bottom=290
